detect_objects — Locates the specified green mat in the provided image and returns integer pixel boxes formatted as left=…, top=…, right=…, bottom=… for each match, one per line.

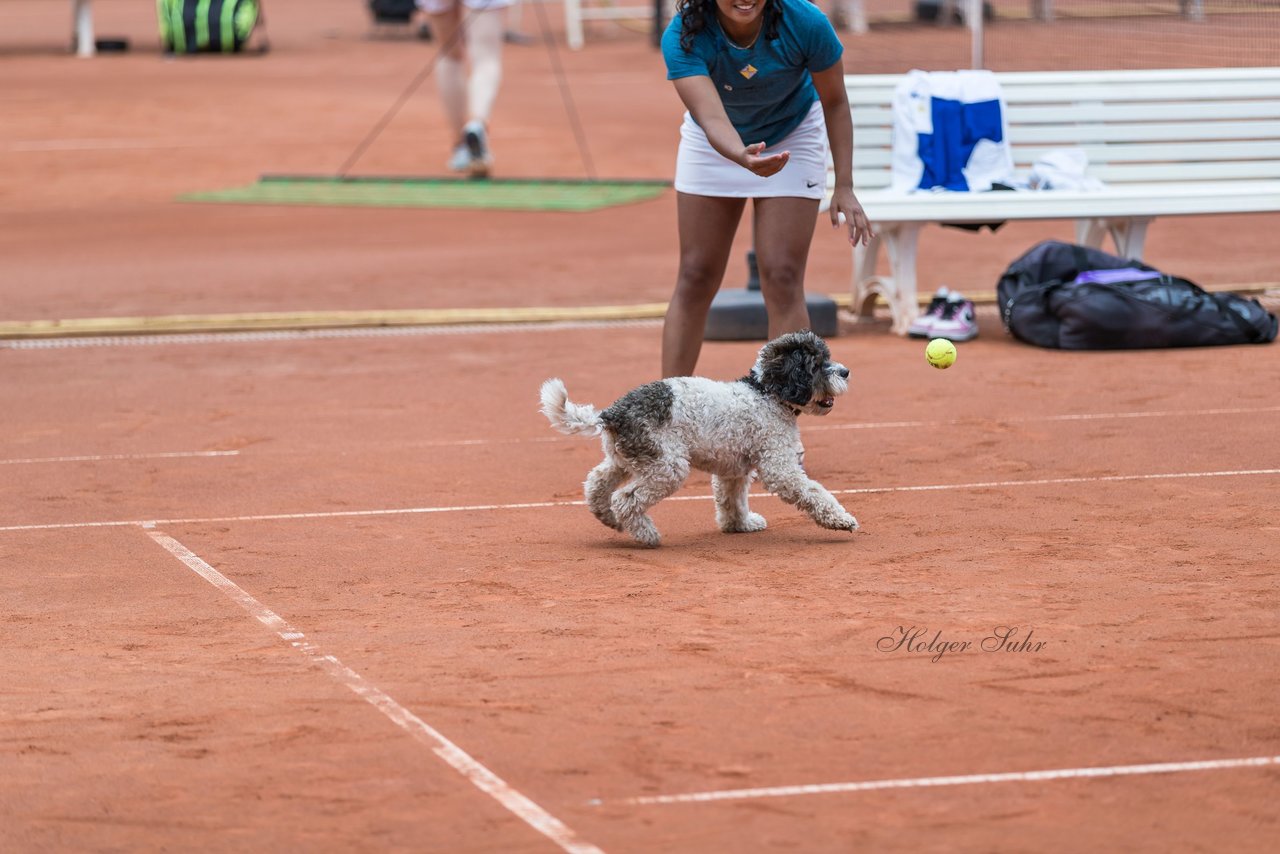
left=182, top=175, right=671, bottom=212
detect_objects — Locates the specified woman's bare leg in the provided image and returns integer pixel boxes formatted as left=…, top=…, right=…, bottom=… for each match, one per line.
left=662, top=192, right=747, bottom=378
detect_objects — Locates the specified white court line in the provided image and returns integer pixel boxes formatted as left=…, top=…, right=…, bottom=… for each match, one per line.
left=0, top=450, right=240, bottom=466
left=2, top=467, right=1277, bottom=533
left=288, top=404, right=1280, bottom=451
left=144, top=530, right=604, bottom=854
left=608, top=755, right=1280, bottom=806
left=0, top=405, right=1270, bottom=459
left=807, top=404, right=1280, bottom=432
left=403, top=404, right=1280, bottom=449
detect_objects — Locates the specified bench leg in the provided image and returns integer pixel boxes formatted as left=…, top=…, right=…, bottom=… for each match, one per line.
left=1075, top=217, right=1152, bottom=260
left=852, top=235, right=882, bottom=318
left=1109, top=217, right=1152, bottom=259
left=1074, top=217, right=1108, bottom=250
left=851, top=223, right=920, bottom=336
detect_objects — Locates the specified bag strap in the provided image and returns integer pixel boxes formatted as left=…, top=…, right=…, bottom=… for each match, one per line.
left=1208, top=290, right=1270, bottom=343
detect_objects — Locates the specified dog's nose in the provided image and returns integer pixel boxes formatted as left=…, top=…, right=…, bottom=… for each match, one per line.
left=838, top=367, right=850, bottom=379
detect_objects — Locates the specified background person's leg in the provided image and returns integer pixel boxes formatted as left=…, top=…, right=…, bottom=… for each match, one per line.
left=460, top=7, right=506, bottom=175
left=464, top=9, right=505, bottom=127
left=429, top=6, right=468, bottom=169
left=662, top=193, right=747, bottom=378
left=752, top=196, right=821, bottom=338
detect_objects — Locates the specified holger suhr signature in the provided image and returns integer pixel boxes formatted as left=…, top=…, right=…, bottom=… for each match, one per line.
left=877, top=626, right=1047, bottom=663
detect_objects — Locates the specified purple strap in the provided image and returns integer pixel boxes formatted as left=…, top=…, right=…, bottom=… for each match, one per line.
left=1071, top=268, right=1162, bottom=285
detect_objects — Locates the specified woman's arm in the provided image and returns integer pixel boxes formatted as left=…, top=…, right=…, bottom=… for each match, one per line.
left=812, top=61, right=874, bottom=246
left=672, top=75, right=791, bottom=178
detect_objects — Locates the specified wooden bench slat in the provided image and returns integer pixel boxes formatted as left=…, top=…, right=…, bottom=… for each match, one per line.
left=850, top=157, right=1280, bottom=184
left=853, top=170, right=894, bottom=189
left=1012, top=120, right=1280, bottom=144
left=846, top=79, right=1280, bottom=106
left=854, top=102, right=1280, bottom=128
left=857, top=181, right=1280, bottom=222
left=847, top=68, right=1280, bottom=87
left=1007, top=101, right=1280, bottom=124
left=852, top=128, right=893, bottom=147
left=1086, top=162, right=1280, bottom=183
left=994, top=80, right=1280, bottom=102
left=1010, top=141, right=1280, bottom=165
left=856, top=123, right=1280, bottom=148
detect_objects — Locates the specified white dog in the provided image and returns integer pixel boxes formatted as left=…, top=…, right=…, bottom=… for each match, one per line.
left=539, top=330, right=859, bottom=547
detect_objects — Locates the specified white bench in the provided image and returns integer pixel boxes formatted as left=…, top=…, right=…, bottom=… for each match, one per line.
left=840, top=67, right=1280, bottom=334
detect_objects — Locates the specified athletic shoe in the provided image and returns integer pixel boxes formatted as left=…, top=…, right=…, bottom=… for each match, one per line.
left=447, top=142, right=470, bottom=173
left=463, top=121, right=492, bottom=178
left=930, top=293, right=979, bottom=342
left=907, top=286, right=950, bottom=338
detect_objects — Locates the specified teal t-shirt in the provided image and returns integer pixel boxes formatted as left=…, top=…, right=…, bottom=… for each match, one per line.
left=661, top=0, right=843, bottom=148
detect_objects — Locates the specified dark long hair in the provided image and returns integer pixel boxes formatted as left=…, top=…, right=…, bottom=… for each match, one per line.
left=675, top=0, right=783, bottom=53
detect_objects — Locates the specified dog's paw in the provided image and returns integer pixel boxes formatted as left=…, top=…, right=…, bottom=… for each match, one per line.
left=592, top=510, right=624, bottom=531
left=721, top=513, right=768, bottom=534
left=632, top=528, right=662, bottom=548
left=819, top=512, right=860, bottom=532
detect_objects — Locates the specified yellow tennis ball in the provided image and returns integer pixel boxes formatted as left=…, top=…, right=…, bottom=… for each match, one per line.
left=925, top=338, right=957, bottom=369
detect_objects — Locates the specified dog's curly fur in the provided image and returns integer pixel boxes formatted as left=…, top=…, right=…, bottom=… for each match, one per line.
left=539, top=330, right=859, bottom=547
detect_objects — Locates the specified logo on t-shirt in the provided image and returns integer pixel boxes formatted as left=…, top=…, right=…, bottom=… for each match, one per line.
left=739, top=64, right=757, bottom=80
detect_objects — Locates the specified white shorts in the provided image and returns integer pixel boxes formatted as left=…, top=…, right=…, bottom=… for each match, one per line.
left=416, top=0, right=512, bottom=14
left=674, top=101, right=829, bottom=199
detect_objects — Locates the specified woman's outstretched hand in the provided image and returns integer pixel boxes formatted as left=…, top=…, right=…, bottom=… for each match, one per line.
left=740, top=142, right=790, bottom=178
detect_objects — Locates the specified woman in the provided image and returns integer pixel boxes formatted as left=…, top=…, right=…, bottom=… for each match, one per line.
left=660, top=0, right=873, bottom=377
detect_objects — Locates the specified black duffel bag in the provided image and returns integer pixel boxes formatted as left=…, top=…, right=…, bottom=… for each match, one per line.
left=370, top=0, right=419, bottom=23
left=997, top=241, right=1277, bottom=350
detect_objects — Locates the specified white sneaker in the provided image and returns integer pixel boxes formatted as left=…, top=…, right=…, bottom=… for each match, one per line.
left=930, top=293, right=979, bottom=342
left=907, top=286, right=950, bottom=338
left=463, top=121, right=492, bottom=178
left=447, top=142, right=470, bottom=173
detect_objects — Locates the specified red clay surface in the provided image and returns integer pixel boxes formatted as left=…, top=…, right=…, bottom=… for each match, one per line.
left=3, top=1, right=1280, bottom=851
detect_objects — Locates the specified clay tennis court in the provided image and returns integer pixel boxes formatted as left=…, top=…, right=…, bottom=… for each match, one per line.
left=4, top=1, right=1279, bottom=851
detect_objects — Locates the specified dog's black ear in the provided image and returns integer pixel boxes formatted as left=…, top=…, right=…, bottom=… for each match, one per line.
left=779, top=349, right=817, bottom=404
left=759, top=332, right=823, bottom=405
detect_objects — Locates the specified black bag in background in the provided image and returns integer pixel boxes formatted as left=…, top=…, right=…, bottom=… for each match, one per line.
left=997, top=241, right=1278, bottom=350
left=370, top=0, right=419, bottom=23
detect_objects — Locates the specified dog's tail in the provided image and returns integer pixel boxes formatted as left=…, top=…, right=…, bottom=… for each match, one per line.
left=540, top=378, right=604, bottom=437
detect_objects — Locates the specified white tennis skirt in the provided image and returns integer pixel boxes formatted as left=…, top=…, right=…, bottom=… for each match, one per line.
left=674, top=101, right=828, bottom=199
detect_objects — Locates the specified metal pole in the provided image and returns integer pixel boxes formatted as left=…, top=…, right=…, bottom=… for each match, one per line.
left=968, top=0, right=984, bottom=69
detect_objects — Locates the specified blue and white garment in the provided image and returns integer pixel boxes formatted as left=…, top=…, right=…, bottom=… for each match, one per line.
left=890, top=70, right=1014, bottom=193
